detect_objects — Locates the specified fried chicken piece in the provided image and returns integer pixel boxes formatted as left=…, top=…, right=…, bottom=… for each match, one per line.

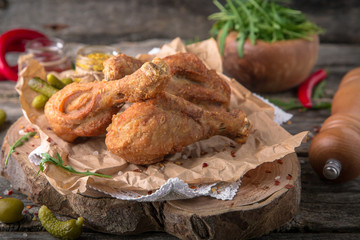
left=103, top=53, right=144, bottom=81
left=163, top=52, right=231, bottom=110
left=44, top=58, right=170, bottom=142
left=105, top=92, right=251, bottom=165
left=103, top=52, right=231, bottom=110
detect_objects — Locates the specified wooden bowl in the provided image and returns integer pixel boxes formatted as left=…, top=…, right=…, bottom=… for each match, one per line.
left=223, top=31, right=319, bottom=93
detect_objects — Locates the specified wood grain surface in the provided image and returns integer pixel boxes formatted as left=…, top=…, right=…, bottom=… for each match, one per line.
left=1, top=41, right=360, bottom=239
left=1, top=1, right=359, bottom=45
left=1, top=116, right=300, bottom=240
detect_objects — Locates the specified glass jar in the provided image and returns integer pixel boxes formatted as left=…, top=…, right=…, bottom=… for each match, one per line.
left=75, top=45, right=119, bottom=81
left=25, top=38, right=72, bottom=72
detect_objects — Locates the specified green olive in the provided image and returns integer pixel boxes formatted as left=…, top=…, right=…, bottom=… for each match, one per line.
left=0, top=109, right=6, bottom=126
left=0, top=198, right=24, bottom=223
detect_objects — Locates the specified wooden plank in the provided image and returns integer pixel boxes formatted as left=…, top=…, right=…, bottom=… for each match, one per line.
left=0, top=231, right=179, bottom=240
left=1, top=1, right=360, bottom=45
left=272, top=157, right=360, bottom=233
left=257, top=233, right=360, bottom=240
left=290, top=0, right=360, bottom=44
left=0, top=0, right=216, bottom=44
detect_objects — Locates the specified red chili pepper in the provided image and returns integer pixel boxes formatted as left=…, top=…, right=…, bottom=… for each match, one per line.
left=297, top=69, right=328, bottom=109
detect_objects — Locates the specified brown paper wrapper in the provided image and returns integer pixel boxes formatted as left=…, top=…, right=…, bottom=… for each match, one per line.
left=16, top=38, right=307, bottom=197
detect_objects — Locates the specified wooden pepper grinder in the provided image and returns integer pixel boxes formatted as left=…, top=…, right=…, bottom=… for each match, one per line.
left=309, top=68, right=360, bottom=182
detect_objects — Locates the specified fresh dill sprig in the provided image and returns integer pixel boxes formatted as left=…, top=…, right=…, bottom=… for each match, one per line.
left=38, top=152, right=112, bottom=179
left=209, top=0, right=324, bottom=57
left=5, top=131, right=37, bottom=166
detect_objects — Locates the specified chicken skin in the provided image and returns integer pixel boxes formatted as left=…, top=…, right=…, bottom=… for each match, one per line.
left=44, top=58, right=170, bottom=142
left=103, top=52, right=231, bottom=110
left=103, top=53, right=144, bottom=81
left=105, top=92, right=251, bottom=165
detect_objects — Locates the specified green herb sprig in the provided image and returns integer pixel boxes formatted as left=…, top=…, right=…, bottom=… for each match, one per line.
left=209, top=0, right=324, bottom=57
left=5, top=131, right=37, bottom=166
left=38, top=152, right=112, bottom=178
left=268, top=81, right=331, bottom=111
left=268, top=98, right=303, bottom=111
left=269, top=97, right=331, bottom=111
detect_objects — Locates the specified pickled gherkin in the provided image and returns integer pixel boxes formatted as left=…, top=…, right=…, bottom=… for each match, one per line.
left=47, top=73, right=66, bottom=89
left=38, top=205, right=83, bottom=240
left=60, top=78, right=73, bottom=85
left=28, top=77, right=58, bottom=98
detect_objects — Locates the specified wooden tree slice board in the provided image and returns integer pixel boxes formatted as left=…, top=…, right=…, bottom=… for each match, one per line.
left=1, top=117, right=300, bottom=240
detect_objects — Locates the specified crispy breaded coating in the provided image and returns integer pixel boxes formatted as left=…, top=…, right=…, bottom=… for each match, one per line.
left=106, top=92, right=251, bottom=165
left=103, top=52, right=231, bottom=110
left=103, top=53, right=144, bottom=81
left=45, top=58, right=170, bottom=142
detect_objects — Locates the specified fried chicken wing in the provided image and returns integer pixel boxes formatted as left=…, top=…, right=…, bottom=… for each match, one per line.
left=103, top=52, right=231, bottom=110
left=105, top=92, right=251, bottom=165
left=44, top=58, right=170, bottom=142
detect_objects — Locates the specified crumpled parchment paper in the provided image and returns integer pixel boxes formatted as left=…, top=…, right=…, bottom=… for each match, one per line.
left=16, top=38, right=307, bottom=201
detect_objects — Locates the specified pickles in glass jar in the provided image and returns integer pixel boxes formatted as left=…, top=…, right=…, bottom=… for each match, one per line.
left=75, top=45, right=119, bottom=81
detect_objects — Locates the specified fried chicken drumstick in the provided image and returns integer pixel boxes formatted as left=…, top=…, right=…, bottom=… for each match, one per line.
left=44, top=58, right=170, bottom=142
left=105, top=92, right=251, bottom=165
left=103, top=52, right=231, bottom=110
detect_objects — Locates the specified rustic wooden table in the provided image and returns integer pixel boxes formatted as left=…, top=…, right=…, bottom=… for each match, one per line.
left=1, top=40, right=360, bottom=239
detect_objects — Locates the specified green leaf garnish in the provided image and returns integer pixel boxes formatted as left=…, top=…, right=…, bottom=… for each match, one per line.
left=5, top=131, right=37, bottom=166
left=237, top=32, right=246, bottom=57
left=311, top=101, right=331, bottom=110
left=312, top=80, right=327, bottom=99
left=269, top=97, right=331, bottom=111
left=209, top=0, right=325, bottom=57
left=219, top=21, right=231, bottom=55
left=268, top=98, right=304, bottom=111
left=38, top=152, right=112, bottom=178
